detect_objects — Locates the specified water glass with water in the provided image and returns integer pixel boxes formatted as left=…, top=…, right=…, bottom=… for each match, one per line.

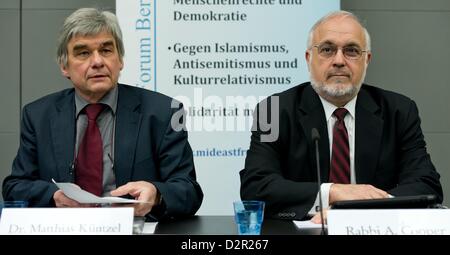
left=233, top=200, right=265, bottom=235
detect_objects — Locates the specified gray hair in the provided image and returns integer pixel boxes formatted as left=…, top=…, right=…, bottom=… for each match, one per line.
left=307, top=10, right=371, bottom=51
left=56, top=8, right=124, bottom=67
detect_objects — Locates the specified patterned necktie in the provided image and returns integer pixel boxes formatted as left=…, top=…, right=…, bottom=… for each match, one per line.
left=75, top=103, right=105, bottom=196
left=329, top=108, right=350, bottom=184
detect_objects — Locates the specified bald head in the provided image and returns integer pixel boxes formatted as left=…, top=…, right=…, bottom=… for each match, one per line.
left=307, top=11, right=371, bottom=52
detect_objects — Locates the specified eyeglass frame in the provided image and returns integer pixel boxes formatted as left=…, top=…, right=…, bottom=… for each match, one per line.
left=311, top=43, right=369, bottom=60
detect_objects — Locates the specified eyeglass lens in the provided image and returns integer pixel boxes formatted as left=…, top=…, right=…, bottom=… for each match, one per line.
left=316, top=43, right=364, bottom=59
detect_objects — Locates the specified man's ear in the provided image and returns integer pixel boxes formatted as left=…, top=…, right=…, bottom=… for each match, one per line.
left=60, top=63, right=70, bottom=79
left=305, top=50, right=311, bottom=71
left=366, top=52, right=372, bottom=65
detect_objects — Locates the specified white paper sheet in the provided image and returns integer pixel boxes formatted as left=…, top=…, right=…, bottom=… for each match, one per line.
left=53, top=179, right=146, bottom=204
left=293, top=220, right=327, bottom=229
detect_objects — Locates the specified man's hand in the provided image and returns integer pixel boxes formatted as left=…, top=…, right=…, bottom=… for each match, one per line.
left=311, top=184, right=389, bottom=224
left=53, top=190, right=82, bottom=207
left=329, top=184, right=389, bottom=204
left=311, top=209, right=328, bottom=224
left=110, top=181, right=160, bottom=216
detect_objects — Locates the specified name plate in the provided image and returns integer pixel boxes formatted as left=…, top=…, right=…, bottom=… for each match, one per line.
left=0, top=207, right=134, bottom=235
left=328, top=209, right=450, bottom=235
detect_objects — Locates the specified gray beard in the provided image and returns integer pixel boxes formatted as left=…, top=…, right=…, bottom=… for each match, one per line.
left=309, top=69, right=366, bottom=102
left=310, top=78, right=361, bottom=99
left=307, top=56, right=368, bottom=103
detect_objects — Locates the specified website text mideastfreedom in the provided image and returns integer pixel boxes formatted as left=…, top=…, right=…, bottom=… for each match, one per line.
left=174, top=0, right=277, bottom=5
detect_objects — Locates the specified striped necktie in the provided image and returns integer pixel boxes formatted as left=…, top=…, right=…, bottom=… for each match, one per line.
left=329, top=108, right=350, bottom=184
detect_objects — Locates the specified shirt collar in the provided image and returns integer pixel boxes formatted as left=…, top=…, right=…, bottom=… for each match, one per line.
left=75, top=85, right=118, bottom=117
left=318, top=94, right=357, bottom=121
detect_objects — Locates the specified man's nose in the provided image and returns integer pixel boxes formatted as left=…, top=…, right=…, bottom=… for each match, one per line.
left=90, top=51, right=104, bottom=67
left=332, top=48, right=346, bottom=68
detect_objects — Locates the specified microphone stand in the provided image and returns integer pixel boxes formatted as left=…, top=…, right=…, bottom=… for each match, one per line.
left=312, top=128, right=327, bottom=235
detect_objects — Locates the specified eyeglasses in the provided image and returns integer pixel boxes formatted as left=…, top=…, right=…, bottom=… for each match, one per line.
left=313, top=43, right=368, bottom=60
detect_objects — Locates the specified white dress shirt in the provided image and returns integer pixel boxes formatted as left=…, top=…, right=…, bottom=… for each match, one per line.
left=308, top=95, right=357, bottom=216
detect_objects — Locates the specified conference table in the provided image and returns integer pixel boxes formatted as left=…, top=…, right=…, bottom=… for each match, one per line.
left=154, top=215, right=321, bottom=235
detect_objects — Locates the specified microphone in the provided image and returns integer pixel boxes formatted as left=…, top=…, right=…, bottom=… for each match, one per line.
left=311, top=128, right=326, bottom=235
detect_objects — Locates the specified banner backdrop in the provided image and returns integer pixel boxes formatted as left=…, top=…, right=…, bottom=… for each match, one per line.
left=116, top=0, right=340, bottom=215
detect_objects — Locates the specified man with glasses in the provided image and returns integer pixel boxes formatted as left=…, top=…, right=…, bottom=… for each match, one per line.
left=240, top=11, right=443, bottom=222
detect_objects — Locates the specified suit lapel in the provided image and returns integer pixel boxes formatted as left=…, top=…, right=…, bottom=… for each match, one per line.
left=114, top=85, right=142, bottom=186
left=50, top=90, right=76, bottom=182
left=355, top=88, right=383, bottom=183
left=298, top=85, right=330, bottom=182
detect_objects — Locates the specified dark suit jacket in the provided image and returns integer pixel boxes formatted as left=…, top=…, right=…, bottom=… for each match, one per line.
left=240, top=83, right=443, bottom=220
left=3, top=84, right=203, bottom=220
